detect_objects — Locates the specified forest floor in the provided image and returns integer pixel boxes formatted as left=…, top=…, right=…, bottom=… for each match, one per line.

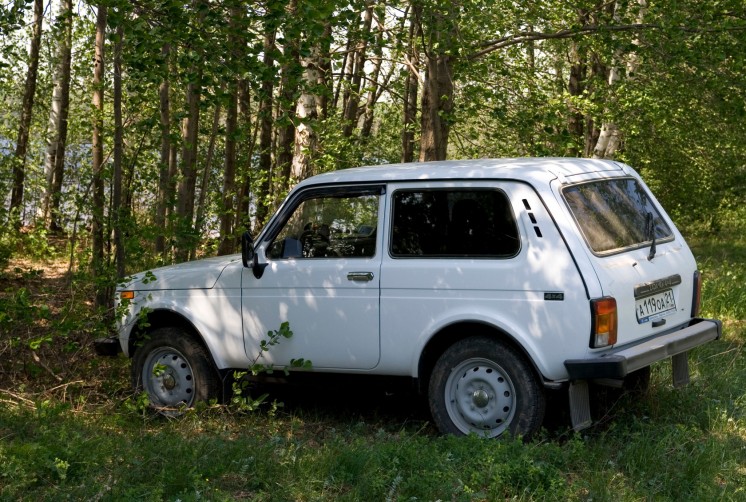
left=0, top=253, right=129, bottom=410
left=0, top=231, right=744, bottom=500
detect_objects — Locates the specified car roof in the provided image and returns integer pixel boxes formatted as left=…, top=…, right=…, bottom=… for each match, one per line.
left=296, top=158, right=629, bottom=189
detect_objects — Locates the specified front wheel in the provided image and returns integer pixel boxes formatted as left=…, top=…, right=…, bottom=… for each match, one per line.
left=132, top=327, right=221, bottom=414
left=428, top=337, right=545, bottom=438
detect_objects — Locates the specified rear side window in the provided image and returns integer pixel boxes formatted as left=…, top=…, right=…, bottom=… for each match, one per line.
left=391, top=189, right=520, bottom=258
left=563, top=178, right=673, bottom=255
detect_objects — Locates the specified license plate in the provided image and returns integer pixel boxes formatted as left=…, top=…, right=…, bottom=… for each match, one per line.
left=636, top=289, right=676, bottom=323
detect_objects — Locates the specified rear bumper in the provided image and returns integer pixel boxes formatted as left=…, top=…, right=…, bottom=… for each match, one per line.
left=564, top=318, right=722, bottom=380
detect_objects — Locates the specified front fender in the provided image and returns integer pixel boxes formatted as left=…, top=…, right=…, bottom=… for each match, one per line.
left=119, top=289, right=246, bottom=370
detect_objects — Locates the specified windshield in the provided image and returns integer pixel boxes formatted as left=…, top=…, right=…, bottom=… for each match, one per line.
left=563, top=178, right=673, bottom=255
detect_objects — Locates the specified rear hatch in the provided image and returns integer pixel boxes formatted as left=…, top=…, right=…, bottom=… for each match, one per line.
left=560, top=175, right=698, bottom=347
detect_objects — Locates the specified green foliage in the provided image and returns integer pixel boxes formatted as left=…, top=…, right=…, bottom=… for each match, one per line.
left=231, top=321, right=313, bottom=413
left=688, top=207, right=746, bottom=322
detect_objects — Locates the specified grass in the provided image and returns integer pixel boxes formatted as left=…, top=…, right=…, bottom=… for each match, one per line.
left=1, top=219, right=745, bottom=501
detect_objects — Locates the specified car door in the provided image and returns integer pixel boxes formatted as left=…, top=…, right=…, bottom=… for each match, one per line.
left=242, top=185, right=384, bottom=370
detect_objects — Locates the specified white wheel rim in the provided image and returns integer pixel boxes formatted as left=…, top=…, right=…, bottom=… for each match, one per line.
left=142, top=346, right=196, bottom=411
left=444, top=357, right=517, bottom=437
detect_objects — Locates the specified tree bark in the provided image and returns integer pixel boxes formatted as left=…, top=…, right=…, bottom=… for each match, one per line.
left=254, top=12, right=278, bottom=229
left=236, top=79, right=255, bottom=235
left=91, top=4, right=107, bottom=307
left=194, top=101, right=221, bottom=236
left=361, top=5, right=385, bottom=138
left=42, top=0, right=74, bottom=233
left=291, top=47, right=320, bottom=180
left=155, top=43, right=172, bottom=257
left=417, top=3, right=456, bottom=162
left=567, top=39, right=587, bottom=156
left=276, top=0, right=300, bottom=187
left=175, top=70, right=202, bottom=261
left=218, top=89, right=238, bottom=255
left=401, top=5, right=420, bottom=163
left=112, top=24, right=125, bottom=279
left=342, top=2, right=374, bottom=138
left=9, top=0, right=43, bottom=225
left=419, top=53, right=454, bottom=162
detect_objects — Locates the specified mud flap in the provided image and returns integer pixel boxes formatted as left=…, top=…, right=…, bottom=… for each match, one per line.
left=672, top=351, right=690, bottom=388
left=568, top=380, right=592, bottom=431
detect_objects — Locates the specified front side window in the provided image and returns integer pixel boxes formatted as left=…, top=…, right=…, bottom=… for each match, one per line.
left=391, top=189, right=520, bottom=258
left=563, top=178, right=673, bottom=255
left=267, top=192, right=379, bottom=259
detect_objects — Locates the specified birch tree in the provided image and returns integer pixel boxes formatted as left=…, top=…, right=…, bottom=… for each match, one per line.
left=91, top=4, right=107, bottom=306
left=8, top=0, right=43, bottom=225
left=41, top=0, right=74, bottom=232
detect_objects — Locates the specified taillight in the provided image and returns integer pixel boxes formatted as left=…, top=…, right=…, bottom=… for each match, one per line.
left=591, top=297, right=617, bottom=348
left=691, top=270, right=702, bottom=317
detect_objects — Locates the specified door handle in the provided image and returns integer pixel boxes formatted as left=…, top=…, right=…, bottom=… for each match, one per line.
left=347, top=271, right=374, bottom=282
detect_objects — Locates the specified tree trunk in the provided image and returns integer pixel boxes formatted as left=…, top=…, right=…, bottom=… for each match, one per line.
left=254, top=15, right=277, bottom=230
left=9, top=0, right=43, bottom=225
left=401, top=5, right=420, bottom=163
left=317, top=22, right=333, bottom=120
left=195, top=102, right=221, bottom=235
left=91, top=4, right=107, bottom=307
left=291, top=48, right=320, bottom=180
left=417, top=3, right=456, bottom=162
left=42, top=0, right=73, bottom=233
left=419, top=53, right=454, bottom=161
left=112, top=24, right=125, bottom=279
left=342, top=2, right=374, bottom=138
left=236, top=79, right=255, bottom=235
left=155, top=43, right=172, bottom=257
left=218, top=89, right=238, bottom=255
left=361, top=5, right=385, bottom=138
left=271, top=0, right=301, bottom=221
left=567, top=40, right=587, bottom=157
left=593, top=0, right=645, bottom=159
left=276, top=0, right=300, bottom=188
left=175, top=70, right=202, bottom=262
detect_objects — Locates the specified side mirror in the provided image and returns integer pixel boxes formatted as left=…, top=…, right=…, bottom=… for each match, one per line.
left=241, top=231, right=254, bottom=268
left=241, top=231, right=267, bottom=279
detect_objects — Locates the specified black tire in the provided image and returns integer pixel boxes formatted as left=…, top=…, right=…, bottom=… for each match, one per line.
left=428, top=336, right=545, bottom=438
left=131, top=327, right=221, bottom=414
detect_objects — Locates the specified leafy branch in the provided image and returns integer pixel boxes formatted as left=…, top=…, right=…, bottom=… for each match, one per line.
left=231, top=322, right=312, bottom=412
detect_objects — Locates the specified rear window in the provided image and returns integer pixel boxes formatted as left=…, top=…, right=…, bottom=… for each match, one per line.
left=563, top=178, right=673, bottom=255
left=391, top=189, right=520, bottom=258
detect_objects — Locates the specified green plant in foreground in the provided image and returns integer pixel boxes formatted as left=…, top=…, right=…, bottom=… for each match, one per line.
left=231, top=322, right=313, bottom=412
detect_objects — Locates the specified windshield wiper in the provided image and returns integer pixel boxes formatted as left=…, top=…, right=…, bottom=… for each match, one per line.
left=645, top=212, right=657, bottom=261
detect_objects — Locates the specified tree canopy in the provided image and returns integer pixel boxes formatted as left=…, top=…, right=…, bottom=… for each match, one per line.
left=1, top=0, right=744, bottom=303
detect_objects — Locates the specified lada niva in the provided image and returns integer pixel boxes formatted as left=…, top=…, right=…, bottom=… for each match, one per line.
left=99, top=158, right=721, bottom=437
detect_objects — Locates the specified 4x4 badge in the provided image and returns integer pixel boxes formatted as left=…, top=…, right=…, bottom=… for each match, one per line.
left=544, top=292, right=565, bottom=301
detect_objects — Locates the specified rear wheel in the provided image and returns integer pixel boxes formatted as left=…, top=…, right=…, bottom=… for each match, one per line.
left=132, top=327, right=220, bottom=414
left=428, top=337, right=545, bottom=438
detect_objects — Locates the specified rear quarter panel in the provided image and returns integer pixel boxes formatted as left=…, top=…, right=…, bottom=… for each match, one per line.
left=378, top=181, right=595, bottom=381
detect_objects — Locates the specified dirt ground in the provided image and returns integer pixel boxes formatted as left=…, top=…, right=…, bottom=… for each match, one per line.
left=0, top=255, right=127, bottom=407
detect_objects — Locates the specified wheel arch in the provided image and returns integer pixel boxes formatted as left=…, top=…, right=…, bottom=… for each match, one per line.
left=128, top=308, right=207, bottom=359
left=416, top=321, right=546, bottom=394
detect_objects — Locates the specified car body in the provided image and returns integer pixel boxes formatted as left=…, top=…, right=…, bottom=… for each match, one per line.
left=103, top=158, right=721, bottom=437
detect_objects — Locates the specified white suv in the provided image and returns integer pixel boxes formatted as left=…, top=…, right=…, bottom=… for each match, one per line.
left=101, top=158, right=721, bottom=437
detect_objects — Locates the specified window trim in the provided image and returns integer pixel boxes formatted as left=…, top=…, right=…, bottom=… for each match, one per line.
left=262, top=184, right=385, bottom=260
left=388, top=187, right=521, bottom=260
left=561, top=177, right=674, bottom=257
